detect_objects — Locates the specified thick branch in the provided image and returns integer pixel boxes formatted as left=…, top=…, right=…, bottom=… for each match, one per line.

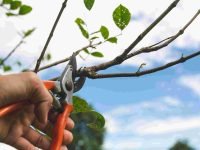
left=84, top=50, right=200, bottom=79
left=34, top=0, right=69, bottom=73
left=84, top=0, right=181, bottom=72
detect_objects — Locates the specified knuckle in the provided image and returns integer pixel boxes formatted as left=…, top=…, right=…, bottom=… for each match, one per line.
left=21, top=72, right=53, bottom=104
left=24, top=72, right=42, bottom=93
left=25, top=72, right=40, bottom=85
left=22, top=72, right=43, bottom=101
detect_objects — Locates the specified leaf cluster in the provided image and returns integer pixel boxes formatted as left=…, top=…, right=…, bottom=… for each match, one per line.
left=75, top=3, right=130, bottom=59
left=1, top=0, right=32, bottom=16
left=73, top=96, right=105, bottom=130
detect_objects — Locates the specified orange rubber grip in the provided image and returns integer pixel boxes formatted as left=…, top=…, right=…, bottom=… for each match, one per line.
left=43, top=80, right=56, bottom=90
left=50, top=104, right=73, bottom=150
left=0, top=101, right=28, bottom=117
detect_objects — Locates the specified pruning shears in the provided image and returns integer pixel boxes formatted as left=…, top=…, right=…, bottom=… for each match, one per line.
left=44, top=53, right=86, bottom=150
left=0, top=53, right=86, bottom=150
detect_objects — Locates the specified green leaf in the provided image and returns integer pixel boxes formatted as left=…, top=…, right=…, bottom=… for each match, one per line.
left=6, top=12, right=16, bottom=16
left=91, top=51, right=104, bottom=58
left=87, top=111, right=105, bottom=130
left=73, top=96, right=92, bottom=113
left=113, top=4, right=131, bottom=30
left=10, top=1, right=21, bottom=10
left=2, top=0, right=12, bottom=4
left=83, top=48, right=90, bottom=54
left=100, top=26, right=109, bottom=39
left=84, top=0, right=95, bottom=10
left=19, top=5, right=32, bottom=15
left=75, top=18, right=89, bottom=39
left=107, top=37, right=117, bottom=44
left=23, top=28, right=35, bottom=38
left=78, top=24, right=89, bottom=39
left=3, top=65, right=12, bottom=72
left=46, top=53, right=51, bottom=60
left=75, top=18, right=85, bottom=25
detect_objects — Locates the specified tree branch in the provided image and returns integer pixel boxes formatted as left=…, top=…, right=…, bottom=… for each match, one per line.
left=44, top=1, right=200, bottom=82
left=34, top=0, right=69, bottom=73
left=84, top=8, right=199, bottom=73
left=82, top=50, right=200, bottom=79
left=37, top=0, right=182, bottom=73
left=82, top=0, right=181, bottom=72
left=126, top=9, right=200, bottom=59
left=48, top=8, right=200, bottom=81
left=120, top=0, right=180, bottom=57
left=1, top=39, right=24, bottom=65
left=37, top=42, right=102, bottom=71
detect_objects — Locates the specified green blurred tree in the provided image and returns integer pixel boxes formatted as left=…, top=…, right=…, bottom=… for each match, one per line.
left=169, top=140, right=195, bottom=150
left=68, top=111, right=105, bottom=150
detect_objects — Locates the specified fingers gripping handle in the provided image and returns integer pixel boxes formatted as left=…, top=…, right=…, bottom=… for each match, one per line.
left=50, top=104, right=73, bottom=150
left=0, top=101, right=28, bottom=117
left=0, top=81, right=56, bottom=117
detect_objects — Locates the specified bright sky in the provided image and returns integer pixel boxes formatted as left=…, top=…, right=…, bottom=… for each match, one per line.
left=0, top=0, right=200, bottom=149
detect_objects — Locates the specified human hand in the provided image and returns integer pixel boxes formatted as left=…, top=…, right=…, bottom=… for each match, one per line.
left=0, top=72, right=74, bottom=150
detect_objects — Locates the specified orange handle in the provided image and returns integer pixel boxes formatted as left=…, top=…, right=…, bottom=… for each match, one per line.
left=50, top=104, right=73, bottom=150
left=0, top=80, right=56, bottom=117
left=0, top=80, right=72, bottom=150
left=0, top=101, right=28, bottom=117
left=43, top=80, right=56, bottom=90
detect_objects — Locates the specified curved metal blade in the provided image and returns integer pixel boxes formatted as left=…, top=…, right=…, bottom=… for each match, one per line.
left=60, top=53, right=86, bottom=95
left=74, top=77, right=86, bottom=93
left=68, top=53, right=77, bottom=81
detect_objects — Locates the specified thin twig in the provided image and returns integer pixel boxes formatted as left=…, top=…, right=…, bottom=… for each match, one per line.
left=34, top=0, right=69, bottom=73
left=1, top=39, right=24, bottom=65
left=126, top=9, right=200, bottom=60
left=148, top=36, right=174, bottom=48
left=136, top=63, right=146, bottom=73
left=37, top=50, right=79, bottom=72
left=83, top=50, right=200, bottom=79
left=37, top=42, right=102, bottom=71
left=118, top=0, right=180, bottom=58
